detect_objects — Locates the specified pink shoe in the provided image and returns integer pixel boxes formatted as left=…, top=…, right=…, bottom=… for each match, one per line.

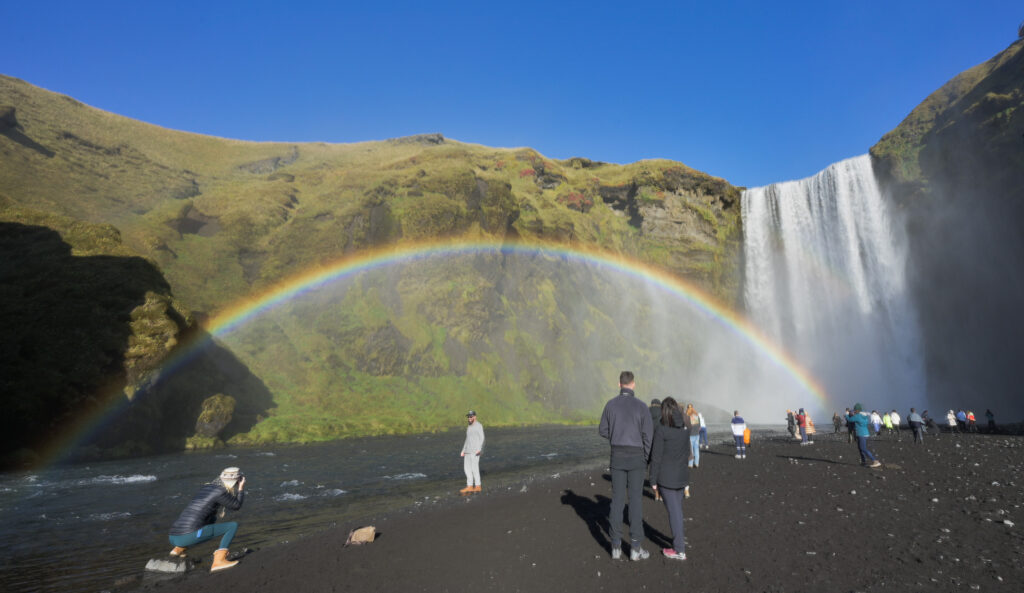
left=663, top=548, right=686, bottom=560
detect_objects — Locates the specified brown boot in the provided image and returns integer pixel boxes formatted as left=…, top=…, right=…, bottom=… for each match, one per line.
left=459, top=486, right=474, bottom=494
left=169, top=546, right=187, bottom=557
left=210, top=548, right=238, bottom=572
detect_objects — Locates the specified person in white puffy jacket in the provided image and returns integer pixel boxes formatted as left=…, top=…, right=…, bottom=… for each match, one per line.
left=730, top=411, right=747, bottom=459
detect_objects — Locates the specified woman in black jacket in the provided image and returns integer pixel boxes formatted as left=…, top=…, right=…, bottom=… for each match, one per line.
left=649, top=398, right=691, bottom=561
left=167, top=467, right=246, bottom=571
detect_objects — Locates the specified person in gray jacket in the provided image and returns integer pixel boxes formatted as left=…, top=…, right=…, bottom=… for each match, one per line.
left=598, top=371, right=654, bottom=561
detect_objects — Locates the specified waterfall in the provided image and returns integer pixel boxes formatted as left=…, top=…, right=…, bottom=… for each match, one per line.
left=742, top=155, right=925, bottom=412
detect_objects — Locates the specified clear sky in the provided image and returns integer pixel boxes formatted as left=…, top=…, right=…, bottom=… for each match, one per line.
left=3, top=1, right=1019, bottom=187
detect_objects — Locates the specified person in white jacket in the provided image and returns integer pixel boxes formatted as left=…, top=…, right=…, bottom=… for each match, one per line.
left=730, top=411, right=747, bottom=459
left=460, top=410, right=485, bottom=494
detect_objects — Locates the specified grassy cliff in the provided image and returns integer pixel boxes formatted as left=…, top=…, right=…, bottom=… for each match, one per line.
left=1, top=75, right=742, bottom=456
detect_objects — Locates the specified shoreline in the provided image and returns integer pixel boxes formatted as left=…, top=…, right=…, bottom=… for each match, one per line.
left=125, top=430, right=1024, bottom=593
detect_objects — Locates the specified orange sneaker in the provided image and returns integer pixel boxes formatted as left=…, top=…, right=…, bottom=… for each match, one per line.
left=472, top=485, right=482, bottom=492
left=459, top=486, right=474, bottom=494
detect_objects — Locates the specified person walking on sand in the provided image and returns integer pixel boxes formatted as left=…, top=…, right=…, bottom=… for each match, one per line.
left=908, top=408, right=924, bottom=443
left=685, top=403, right=701, bottom=469
left=731, top=410, right=747, bottom=458
left=882, top=411, right=893, bottom=437
left=845, top=408, right=856, bottom=443
left=847, top=405, right=881, bottom=468
left=833, top=412, right=842, bottom=433
left=460, top=410, right=485, bottom=494
left=967, top=410, right=978, bottom=433
left=649, top=397, right=691, bottom=561
left=947, top=410, right=958, bottom=434
left=870, top=410, right=883, bottom=436
left=890, top=410, right=902, bottom=441
left=599, top=371, right=654, bottom=561
left=168, top=467, right=246, bottom=572
left=956, top=409, right=968, bottom=432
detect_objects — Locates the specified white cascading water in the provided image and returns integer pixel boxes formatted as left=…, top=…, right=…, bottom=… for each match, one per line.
left=742, top=154, right=925, bottom=413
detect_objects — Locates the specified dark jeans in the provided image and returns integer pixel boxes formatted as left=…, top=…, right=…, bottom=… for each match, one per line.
left=911, top=423, right=924, bottom=443
left=659, top=486, right=686, bottom=552
left=699, top=427, right=709, bottom=448
left=168, top=522, right=238, bottom=550
left=609, top=466, right=646, bottom=548
left=799, top=426, right=808, bottom=443
left=734, top=435, right=746, bottom=455
left=856, top=436, right=876, bottom=464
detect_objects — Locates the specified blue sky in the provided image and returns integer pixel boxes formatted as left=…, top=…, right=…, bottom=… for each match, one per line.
left=3, top=1, right=1019, bottom=187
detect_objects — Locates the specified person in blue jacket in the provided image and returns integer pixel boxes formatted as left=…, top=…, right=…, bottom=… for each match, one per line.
left=846, top=405, right=882, bottom=468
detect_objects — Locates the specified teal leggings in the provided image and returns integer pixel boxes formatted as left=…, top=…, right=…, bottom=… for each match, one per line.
left=168, top=522, right=238, bottom=550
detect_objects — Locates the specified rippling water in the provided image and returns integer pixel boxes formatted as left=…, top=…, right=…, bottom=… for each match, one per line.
left=0, top=425, right=625, bottom=593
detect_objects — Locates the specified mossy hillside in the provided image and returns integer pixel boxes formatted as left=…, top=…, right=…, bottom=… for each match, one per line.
left=1, top=75, right=744, bottom=447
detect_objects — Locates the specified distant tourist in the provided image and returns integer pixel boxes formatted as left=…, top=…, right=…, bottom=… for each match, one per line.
left=882, top=411, right=894, bottom=436
left=805, top=412, right=816, bottom=443
left=832, top=412, right=842, bottom=433
left=956, top=409, right=968, bottom=432
left=460, top=410, right=485, bottom=494
left=599, top=371, right=654, bottom=561
left=846, top=405, right=881, bottom=468
left=731, top=410, right=747, bottom=459
left=648, top=398, right=663, bottom=501
left=648, top=397, right=690, bottom=561
left=986, top=409, right=996, bottom=432
left=967, top=410, right=978, bottom=432
left=786, top=410, right=797, bottom=440
left=908, top=408, right=924, bottom=443
left=870, top=410, right=883, bottom=436
left=797, top=408, right=809, bottom=445
left=923, top=410, right=936, bottom=433
left=947, top=410, right=958, bottom=434
left=845, top=408, right=856, bottom=443
left=167, top=467, right=246, bottom=572
left=697, top=410, right=709, bottom=450
left=685, top=403, right=701, bottom=468
left=889, top=410, right=902, bottom=441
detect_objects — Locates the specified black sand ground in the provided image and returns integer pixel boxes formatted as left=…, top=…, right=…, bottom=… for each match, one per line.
left=130, top=431, right=1024, bottom=593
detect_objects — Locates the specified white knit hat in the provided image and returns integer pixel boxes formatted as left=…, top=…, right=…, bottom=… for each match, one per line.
left=219, top=467, right=243, bottom=488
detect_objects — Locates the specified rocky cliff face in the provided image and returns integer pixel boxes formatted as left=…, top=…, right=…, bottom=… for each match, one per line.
left=0, top=75, right=743, bottom=454
left=871, top=39, right=1024, bottom=412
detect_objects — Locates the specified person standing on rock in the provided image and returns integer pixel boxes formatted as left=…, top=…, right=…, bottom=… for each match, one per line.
left=908, top=408, right=924, bottom=443
left=599, top=371, right=654, bottom=561
left=460, top=410, right=485, bottom=494
left=731, top=410, right=747, bottom=458
left=168, top=467, right=246, bottom=572
left=846, top=404, right=881, bottom=468
left=649, top=397, right=690, bottom=561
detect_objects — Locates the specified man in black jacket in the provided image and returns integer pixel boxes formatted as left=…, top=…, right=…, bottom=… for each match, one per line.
left=599, top=371, right=654, bottom=561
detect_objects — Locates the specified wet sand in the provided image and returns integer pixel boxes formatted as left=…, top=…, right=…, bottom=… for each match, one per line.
left=130, top=430, right=1024, bottom=593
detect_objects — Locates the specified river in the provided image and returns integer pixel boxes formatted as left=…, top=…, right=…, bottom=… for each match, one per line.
left=2, top=424, right=749, bottom=593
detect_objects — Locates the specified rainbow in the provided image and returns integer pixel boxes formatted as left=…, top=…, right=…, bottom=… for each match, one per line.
left=43, top=239, right=828, bottom=465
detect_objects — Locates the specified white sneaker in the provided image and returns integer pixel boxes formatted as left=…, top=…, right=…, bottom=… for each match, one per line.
left=611, top=548, right=622, bottom=561
left=630, top=547, right=650, bottom=561
left=742, top=454, right=747, bottom=459
left=735, top=454, right=742, bottom=459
